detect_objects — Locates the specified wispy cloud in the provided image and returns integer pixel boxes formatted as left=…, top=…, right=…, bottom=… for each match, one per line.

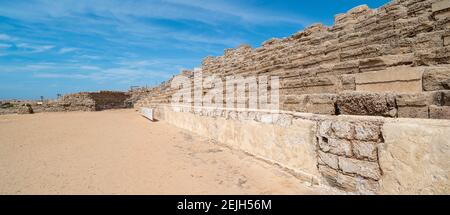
left=16, top=43, right=54, bottom=53
left=0, top=34, right=16, bottom=41
left=58, top=47, right=78, bottom=54
left=0, top=43, right=11, bottom=49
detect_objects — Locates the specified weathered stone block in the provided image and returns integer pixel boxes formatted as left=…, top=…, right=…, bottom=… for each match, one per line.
left=442, top=90, right=450, bottom=106
left=432, top=0, right=450, bottom=12
left=354, top=122, right=381, bottom=141
left=396, top=92, right=443, bottom=106
left=318, top=164, right=379, bottom=193
left=283, top=94, right=336, bottom=115
left=396, top=92, right=444, bottom=118
left=331, top=121, right=354, bottom=139
left=318, top=120, right=332, bottom=137
left=318, top=164, right=339, bottom=187
left=336, top=92, right=397, bottom=117
left=338, top=157, right=381, bottom=180
left=318, top=151, right=339, bottom=169
left=398, top=106, right=429, bottom=118
left=422, top=67, right=450, bottom=91
left=353, top=141, right=378, bottom=161
left=341, top=75, right=356, bottom=91
left=444, top=36, right=450, bottom=46
left=380, top=121, right=450, bottom=194
left=429, top=105, right=450, bottom=119
left=355, top=66, right=423, bottom=93
left=319, top=137, right=353, bottom=157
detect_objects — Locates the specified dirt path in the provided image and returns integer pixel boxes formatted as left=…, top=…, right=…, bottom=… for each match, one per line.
left=0, top=109, right=335, bottom=194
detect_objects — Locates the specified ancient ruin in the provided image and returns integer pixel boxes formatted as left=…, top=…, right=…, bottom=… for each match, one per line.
left=0, top=91, right=130, bottom=114
left=133, top=0, right=450, bottom=194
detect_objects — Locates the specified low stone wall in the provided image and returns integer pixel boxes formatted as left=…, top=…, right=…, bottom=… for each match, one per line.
left=0, top=91, right=130, bottom=115
left=147, top=105, right=449, bottom=194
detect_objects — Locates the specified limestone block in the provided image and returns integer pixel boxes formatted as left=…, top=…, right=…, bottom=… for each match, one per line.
left=355, top=66, right=423, bottom=93
left=396, top=92, right=444, bottom=118
left=432, top=0, right=450, bottom=20
left=398, top=106, right=429, bottom=118
left=318, top=151, right=339, bottom=169
left=294, top=94, right=336, bottom=115
left=396, top=92, right=443, bottom=106
left=331, top=121, right=354, bottom=139
left=336, top=92, right=397, bottom=117
left=429, top=105, right=450, bottom=119
left=338, top=157, right=381, bottom=180
left=318, top=120, right=332, bottom=138
left=341, top=75, right=356, bottom=91
left=281, top=93, right=335, bottom=114
left=442, top=90, right=450, bottom=106
left=319, top=137, right=353, bottom=157
left=414, top=31, right=445, bottom=50
left=422, top=67, right=450, bottom=91
left=318, top=164, right=339, bottom=187
left=432, top=0, right=450, bottom=12
left=353, top=141, right=378, bottom=161
left=354, top=122, right=381, bottom=141
left=379, top=120, right=450, bottom=194
left=318, top=164, right=378, bottom=193
left=445, top=35, right=450, bottom=46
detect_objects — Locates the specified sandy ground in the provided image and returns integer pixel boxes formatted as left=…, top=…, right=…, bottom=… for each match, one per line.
left=0, top=109, right=336, bottom=194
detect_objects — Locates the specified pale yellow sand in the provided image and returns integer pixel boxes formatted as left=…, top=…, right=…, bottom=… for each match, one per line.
left=0, top=109, right=336, bottom=194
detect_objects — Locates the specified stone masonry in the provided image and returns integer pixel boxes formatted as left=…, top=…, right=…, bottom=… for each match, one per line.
left=134, top=0, right=450, bottom=194
left=0, top=91, right=130, bottom=114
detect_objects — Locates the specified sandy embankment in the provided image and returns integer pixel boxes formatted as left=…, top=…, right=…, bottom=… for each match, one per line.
left=0, top=109, right=335, bottom=194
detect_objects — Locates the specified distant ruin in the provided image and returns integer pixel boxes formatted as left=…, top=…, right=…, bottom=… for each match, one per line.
left=0, top=91, right=130, bottom=114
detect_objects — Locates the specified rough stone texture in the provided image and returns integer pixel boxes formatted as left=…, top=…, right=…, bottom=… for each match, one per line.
left=134, top=0, right=450, bottom=120
left=338, top=157, right=381, bottom=180
left=336, top=92, right=397, bottom=117
left=379, top=120, right=450, bottom=194
left=0, top=91, right=130, bottom=115
left=318, top=137, right=352, bottom=157
left=353, top=141, right=378, bottom=161
left=396, top=91, right=444, bottom=118
left=422, top=67, right=450, bottom=91
left=134, top=0, right=450, bottom=194
left=318, top=150, right=339, bottom=169
left=429, top=105, right=450, bottom=119
left=316, top=119, right=384, bottom=193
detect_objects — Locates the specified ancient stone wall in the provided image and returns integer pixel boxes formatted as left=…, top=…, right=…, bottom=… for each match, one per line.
left=135, top=0, right=450, bottom=194
left=0, top=91, right=130, bottom=114
left=137, top=0, right=450, bottom=120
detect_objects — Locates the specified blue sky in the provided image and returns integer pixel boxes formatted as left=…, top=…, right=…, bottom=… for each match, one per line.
left=0, top=0, right=389, bottom=99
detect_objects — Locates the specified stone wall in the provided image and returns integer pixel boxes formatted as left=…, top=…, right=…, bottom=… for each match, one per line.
left=135, top=0, right=450, bottom=194
left=136, top=0, right=450, bottom=120
left=149, top=105, right=449, bottom=194
left=0, top=91, right=130, bottom=114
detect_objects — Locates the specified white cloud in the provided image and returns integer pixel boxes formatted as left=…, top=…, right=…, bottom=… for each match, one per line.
left=0, top=43, right=11, bottom=49
left=16, top=43, right=54, bottom=53
left=0, top=34, right=15, bottom=41
left=58, top=47, right=78, bottom=54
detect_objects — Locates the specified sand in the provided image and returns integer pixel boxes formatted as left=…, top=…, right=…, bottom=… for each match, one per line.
left=0, top=109, right=335, bottom=194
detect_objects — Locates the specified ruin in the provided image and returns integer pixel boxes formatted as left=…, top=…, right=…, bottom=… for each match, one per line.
left=0, top=91, right=130, bottom=114
left=134, top=0, right=450, bottom=194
